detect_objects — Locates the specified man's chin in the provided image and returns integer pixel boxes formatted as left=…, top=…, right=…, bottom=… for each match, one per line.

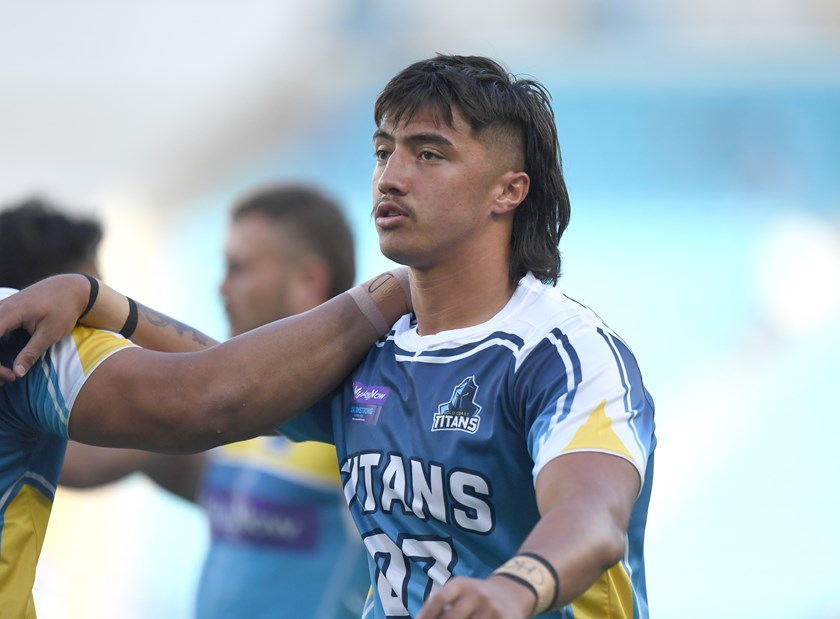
left=379, top=244, right=414, bottom=268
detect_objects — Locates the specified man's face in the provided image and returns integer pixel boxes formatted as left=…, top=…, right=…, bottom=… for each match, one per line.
left=371, top=106, right=513, bottom=271
left=220, top=213, right=306, bottom=337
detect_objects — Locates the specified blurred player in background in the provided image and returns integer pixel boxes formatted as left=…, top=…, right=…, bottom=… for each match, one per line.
left=195, top=185, right=369, bottom=618
left=0, top=198, right=102, bottom=289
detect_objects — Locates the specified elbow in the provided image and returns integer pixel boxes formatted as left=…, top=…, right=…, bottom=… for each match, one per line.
left=193, top=397, right=241, bottom=452
left=171, top=373, right=254, bottom=453
left=145, top=376, right=234, bottom=454
left=146, top=350, right=269, bottom=454
left=597, top=521, right=628, bottom=570
left=162, top=392, right=234, bottom=454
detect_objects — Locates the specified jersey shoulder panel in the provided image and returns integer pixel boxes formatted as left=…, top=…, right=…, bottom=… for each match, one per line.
left=30, top=326, right=135, bottom=438
left=506, top=279, right=656, bottom=481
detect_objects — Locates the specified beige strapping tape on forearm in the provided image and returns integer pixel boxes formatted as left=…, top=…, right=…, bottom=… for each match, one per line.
left=492, top=553, right=560, bottom=616
left=347, top=268, right=412, bottom=335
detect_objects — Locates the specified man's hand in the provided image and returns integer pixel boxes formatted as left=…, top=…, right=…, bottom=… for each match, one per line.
left=416, top=575, right=534, bottom=619
left=0, top=274, right=89, bottom=380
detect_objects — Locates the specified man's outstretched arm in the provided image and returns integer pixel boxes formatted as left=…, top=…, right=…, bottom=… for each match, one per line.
left=0, top=270, right=411, bottom=453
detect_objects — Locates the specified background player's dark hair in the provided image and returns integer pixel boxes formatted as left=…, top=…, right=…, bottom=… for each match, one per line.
left=0, top=197, right=103, bottom=289
left=374, top=54, right=571, bottom=286
left=231, top=184, right=356, bottom=298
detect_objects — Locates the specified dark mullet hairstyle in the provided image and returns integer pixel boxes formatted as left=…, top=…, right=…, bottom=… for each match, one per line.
left=374, top=54, right=571, bottom=285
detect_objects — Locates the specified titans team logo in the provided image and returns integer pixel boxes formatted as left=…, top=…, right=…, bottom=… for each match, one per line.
left=432, top=376, right=482, bottom=434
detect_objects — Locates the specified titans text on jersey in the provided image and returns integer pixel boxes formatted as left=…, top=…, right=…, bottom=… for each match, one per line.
left=341, top=452, right=493, bottom=534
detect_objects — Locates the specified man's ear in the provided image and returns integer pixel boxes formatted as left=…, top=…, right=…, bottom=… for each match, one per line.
left=492, top=171, right=530, bottom=215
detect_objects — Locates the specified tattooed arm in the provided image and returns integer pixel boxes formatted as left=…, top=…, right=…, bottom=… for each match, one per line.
left=79, top=275, right=217, bottom=352
left=0, top=274, right=215, bottom=381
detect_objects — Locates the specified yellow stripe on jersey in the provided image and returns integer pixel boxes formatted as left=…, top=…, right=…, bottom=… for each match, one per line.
left=562, top=400, right=633, bottom=461
left=216, top=437, right=340, bottom=486
left=570, top=561, right=635, bottom=618
left=0, top=485, right=52, bottom=619
left=361, top=586, right=375, bottom=619
left=71, top=326, right=134, bottom=376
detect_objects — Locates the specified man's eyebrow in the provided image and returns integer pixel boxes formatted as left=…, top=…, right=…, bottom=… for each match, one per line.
left=373, top=128, right=393, bottom=142
left=373, top=128, right=454, bottom=148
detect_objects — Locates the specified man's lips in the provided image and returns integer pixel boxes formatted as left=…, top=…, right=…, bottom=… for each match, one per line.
left=374, top=198, right=409, bottom=222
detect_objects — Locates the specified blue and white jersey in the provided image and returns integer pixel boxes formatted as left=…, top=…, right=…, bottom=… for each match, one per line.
left=196, top=436, right=369, bottom=619
left=0, top=288, right=134, bottom=617
left=283, top=273, right=656, bottom=618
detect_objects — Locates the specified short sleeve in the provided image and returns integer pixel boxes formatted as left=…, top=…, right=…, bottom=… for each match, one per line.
left=520, top=325, right=655, bottom=485
left=30, top=326, right=136, bottom=437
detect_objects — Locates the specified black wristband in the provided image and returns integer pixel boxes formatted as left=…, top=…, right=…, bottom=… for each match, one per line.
left=78, top=274, right=99, bottom=320
left=493, top=572, right=541, bottom=616
left=519, top=552, right=560, bottom=612
left=119, top=297, right=138, bottom=339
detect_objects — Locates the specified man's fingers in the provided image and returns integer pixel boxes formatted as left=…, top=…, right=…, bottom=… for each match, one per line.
left=14, top=331, right=53, bottom=377
left=417, top=591, right=453, bottom=619
left=0, top=302, right=29, bottom=380
left=418, top=577, right=525, bottom=619
left=417, top=581, right=471, bottom=619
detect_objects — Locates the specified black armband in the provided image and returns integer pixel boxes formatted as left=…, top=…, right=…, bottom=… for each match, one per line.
left=78, top=274, right=99, bottom=321
left=119, top=297, right=138, bottom=339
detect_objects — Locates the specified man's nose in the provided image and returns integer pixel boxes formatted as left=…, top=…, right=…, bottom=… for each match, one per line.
left=375, top=152, right=409, bottom=196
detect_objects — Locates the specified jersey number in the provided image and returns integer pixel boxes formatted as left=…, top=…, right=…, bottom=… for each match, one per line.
left=364, top=533, right=456, bottom=616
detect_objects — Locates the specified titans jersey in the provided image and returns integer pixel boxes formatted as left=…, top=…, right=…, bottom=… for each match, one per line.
left=0, top=288, right=134, bottom=618
left=196, top=436, right=370, bottom=619
left=283, top=273, right=656, bottom=619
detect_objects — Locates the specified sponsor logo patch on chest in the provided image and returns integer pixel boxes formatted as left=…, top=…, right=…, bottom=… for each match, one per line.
left=348, top=381, right=391, bottom=426
left=432, top=376, right=482, bottom=434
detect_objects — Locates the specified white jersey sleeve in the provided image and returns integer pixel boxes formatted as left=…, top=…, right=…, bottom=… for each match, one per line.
left=520, top=309, right=655, bottom=485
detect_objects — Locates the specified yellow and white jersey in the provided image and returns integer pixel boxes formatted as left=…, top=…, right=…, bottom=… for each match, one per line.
left=0, top=288, right=134, bottom=617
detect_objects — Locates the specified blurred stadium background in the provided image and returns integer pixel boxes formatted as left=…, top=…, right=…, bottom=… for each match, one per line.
left=2, top=1, right=839, bottom=617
